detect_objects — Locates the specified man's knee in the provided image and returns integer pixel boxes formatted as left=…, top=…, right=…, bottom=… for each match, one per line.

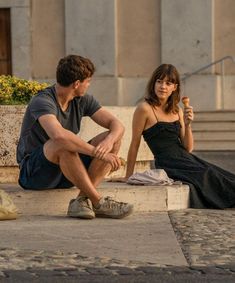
left=90, top=131, right=122, bottom=153
left=89, top=131, right=109, bottom=146
left=44, top=140, right=78, bottom=164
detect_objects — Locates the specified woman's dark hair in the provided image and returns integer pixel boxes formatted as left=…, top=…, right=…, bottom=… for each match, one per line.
left=56, top=55, right=95, bottom=86
left=145, top=64, right=181, bottom=113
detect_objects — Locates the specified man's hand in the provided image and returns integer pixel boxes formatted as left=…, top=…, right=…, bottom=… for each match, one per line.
left=93, top=139, right=114, bottom=159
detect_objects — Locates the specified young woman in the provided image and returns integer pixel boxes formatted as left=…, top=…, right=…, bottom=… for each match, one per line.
left=120, top=64, right=235, bottom=209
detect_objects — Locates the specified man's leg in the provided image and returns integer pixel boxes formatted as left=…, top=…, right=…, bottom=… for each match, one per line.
left=43, top=140, right=101, bottom=206
left=88, top=131, right=122, bottom=188
left=44, top=137, right=133, bottom=219
left=87, top=133, right=134, bottom=218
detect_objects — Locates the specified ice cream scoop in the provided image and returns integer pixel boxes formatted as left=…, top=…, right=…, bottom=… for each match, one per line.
left=182, top=96, right=190, bottom=107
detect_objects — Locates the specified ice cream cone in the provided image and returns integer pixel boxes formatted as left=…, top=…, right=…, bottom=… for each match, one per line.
left=182, top=96, right=190, bottom=107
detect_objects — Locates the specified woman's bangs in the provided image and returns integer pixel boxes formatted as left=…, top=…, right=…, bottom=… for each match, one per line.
left=159, top=73, right=176, bottom=84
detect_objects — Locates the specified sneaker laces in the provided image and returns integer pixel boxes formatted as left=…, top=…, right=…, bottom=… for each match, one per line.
left=77, top=196, right=91, bottom=209
left=103, top=197, right=127, bottom=211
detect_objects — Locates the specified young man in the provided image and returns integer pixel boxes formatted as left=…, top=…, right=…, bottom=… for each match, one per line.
left=17, top=54, right=133, bottom=219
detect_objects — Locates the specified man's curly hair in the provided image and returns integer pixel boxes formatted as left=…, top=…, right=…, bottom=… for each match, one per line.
left=56, top=55, right=95, bottom=86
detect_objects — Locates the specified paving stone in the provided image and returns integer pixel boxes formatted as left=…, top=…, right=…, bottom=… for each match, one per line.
left=0, top=271, right=6, bottom=278
left=3, top=270, right=37, bottom=280
left=85, top=267, right=114, bottom=275
left=66, top=270, right=90, bottom=276
left=195, top=266, right=233, bottom=275
left=0, top=209, right=235, bottom=281
left=106, top=266, right=142, bottom=275
left=169, top=209, right=235, bottom=266
left=135, top=266, right=164, bottom=274
left=29, top=269, right=68, bottom=277
left=165, top=266, right=195, bottom=274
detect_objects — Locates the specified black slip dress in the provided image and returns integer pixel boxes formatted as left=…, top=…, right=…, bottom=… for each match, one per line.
left=142, top=108, right=235, bottom=209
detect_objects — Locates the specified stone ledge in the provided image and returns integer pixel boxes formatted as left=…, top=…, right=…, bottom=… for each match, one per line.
left=2, top=182, right=190, bottom=215
left=0, top=160, right=152, bottom=183
left=0, top=106, right=153, bottom=168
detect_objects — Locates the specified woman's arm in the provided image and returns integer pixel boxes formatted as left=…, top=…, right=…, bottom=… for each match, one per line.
left=109, top=103, right=149, bottom=182
left=179, top=106, right=194, bottom=152
left=125, top=104, right=149, bottom=179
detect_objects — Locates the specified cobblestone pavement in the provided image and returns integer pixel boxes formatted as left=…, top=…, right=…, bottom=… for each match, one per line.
left=0, top=247, right=235, bottom=282
left=1, top=209, right=235, bottom=282
left=169, top=209, right=235, bottom=266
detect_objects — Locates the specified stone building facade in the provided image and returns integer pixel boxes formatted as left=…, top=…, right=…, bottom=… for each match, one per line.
left=0, top=0, right=235, bottom=110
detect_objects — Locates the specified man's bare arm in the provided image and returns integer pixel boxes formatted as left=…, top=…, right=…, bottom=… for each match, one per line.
left=90, top=108, right=125, bottom=158
left=39, top=114, right=95, bottom=156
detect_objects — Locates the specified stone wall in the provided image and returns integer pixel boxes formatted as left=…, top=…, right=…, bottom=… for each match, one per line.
left=0, top=106, right=153, bottom=183
left=1, top=0, right=235, bottom=109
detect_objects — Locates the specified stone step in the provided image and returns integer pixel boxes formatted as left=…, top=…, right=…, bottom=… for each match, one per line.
left=194, top=131, right=235, bottom=140
left=0, top=160, right=152, bottom=183
left=194, top=141, right=235, bottom=151
left=193, top=111, right=235, bottom=150
left=195, top=111, right=235, bottom=121
left=1, top=182, right=190, bottom=216
left=193, top=121, right=235, bottom=131
left=194, top=151, right=235, bottom=174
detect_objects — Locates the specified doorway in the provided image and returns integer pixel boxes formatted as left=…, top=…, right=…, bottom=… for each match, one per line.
left=0, top=8, right=12, bottom=75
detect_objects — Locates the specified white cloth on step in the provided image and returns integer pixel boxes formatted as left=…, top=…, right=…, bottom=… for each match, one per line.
left=127, top=169, right=175, bottom=186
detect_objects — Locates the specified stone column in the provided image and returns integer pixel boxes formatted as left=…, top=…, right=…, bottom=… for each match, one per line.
left=65, top=0, right=120, bottom=104
left=65, top=0, right=116, bottom=76
left=161, top=0, right=214, bottom=74
left=161, top=0, right=222, bottom=110
left=65, top=0, right=161, bottom=106
left=11, top=5, right=31, bottom=78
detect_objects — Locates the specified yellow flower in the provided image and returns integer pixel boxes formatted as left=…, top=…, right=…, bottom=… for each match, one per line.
left=0, top=75, right=49, bottom=105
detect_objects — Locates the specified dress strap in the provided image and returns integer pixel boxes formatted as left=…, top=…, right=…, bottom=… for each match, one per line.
left=151, top=106, right=158, bottom=122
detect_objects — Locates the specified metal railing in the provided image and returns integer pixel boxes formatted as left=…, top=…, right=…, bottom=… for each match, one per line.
left=181, top=56, right=235, bottom=109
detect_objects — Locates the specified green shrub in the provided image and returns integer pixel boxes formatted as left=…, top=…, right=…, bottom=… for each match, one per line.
left=0, top=75, right=49, bottom=105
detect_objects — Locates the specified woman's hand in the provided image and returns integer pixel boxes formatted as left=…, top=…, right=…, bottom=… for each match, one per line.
left=184, top=106, right=194, bottom=126
left=101, top=153, right=121, bottom=171
left=180, top=106, right=194, bottom=152
left=108, top=177, right=128, bottom=183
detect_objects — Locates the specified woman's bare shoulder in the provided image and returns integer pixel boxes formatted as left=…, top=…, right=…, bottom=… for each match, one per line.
left=135, top=101, right=151, bottom=113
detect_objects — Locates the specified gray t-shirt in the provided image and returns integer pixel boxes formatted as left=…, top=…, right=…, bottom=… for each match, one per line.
left=17, top=85, right=101, bottom=164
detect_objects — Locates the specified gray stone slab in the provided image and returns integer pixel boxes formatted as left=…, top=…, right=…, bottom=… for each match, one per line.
left=0, top=0, right=29, bottom=7
left=0, top=213, right=187, bottom=266
left=11, top=6, right=31, bottom=79
left=65, top=0, right=116, bottom=76
left=161, top=0, right=213, bottom=74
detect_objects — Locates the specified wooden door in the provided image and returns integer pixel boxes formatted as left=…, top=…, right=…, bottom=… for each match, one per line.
left=0, top=8, right=12, bottom=75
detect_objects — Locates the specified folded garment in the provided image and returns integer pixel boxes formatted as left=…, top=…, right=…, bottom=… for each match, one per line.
left=0, top=189, right=18, bottom=220
left=127, top=169, right=175, bottom=186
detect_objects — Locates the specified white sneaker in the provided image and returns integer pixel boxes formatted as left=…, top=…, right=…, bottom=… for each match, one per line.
left=93, top=196, right=133, bottom=219
left=67, top=196, right=95, bottom=219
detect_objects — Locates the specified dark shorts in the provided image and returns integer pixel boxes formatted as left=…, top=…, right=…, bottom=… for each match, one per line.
left=18, top=146, right=92, bottom=190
